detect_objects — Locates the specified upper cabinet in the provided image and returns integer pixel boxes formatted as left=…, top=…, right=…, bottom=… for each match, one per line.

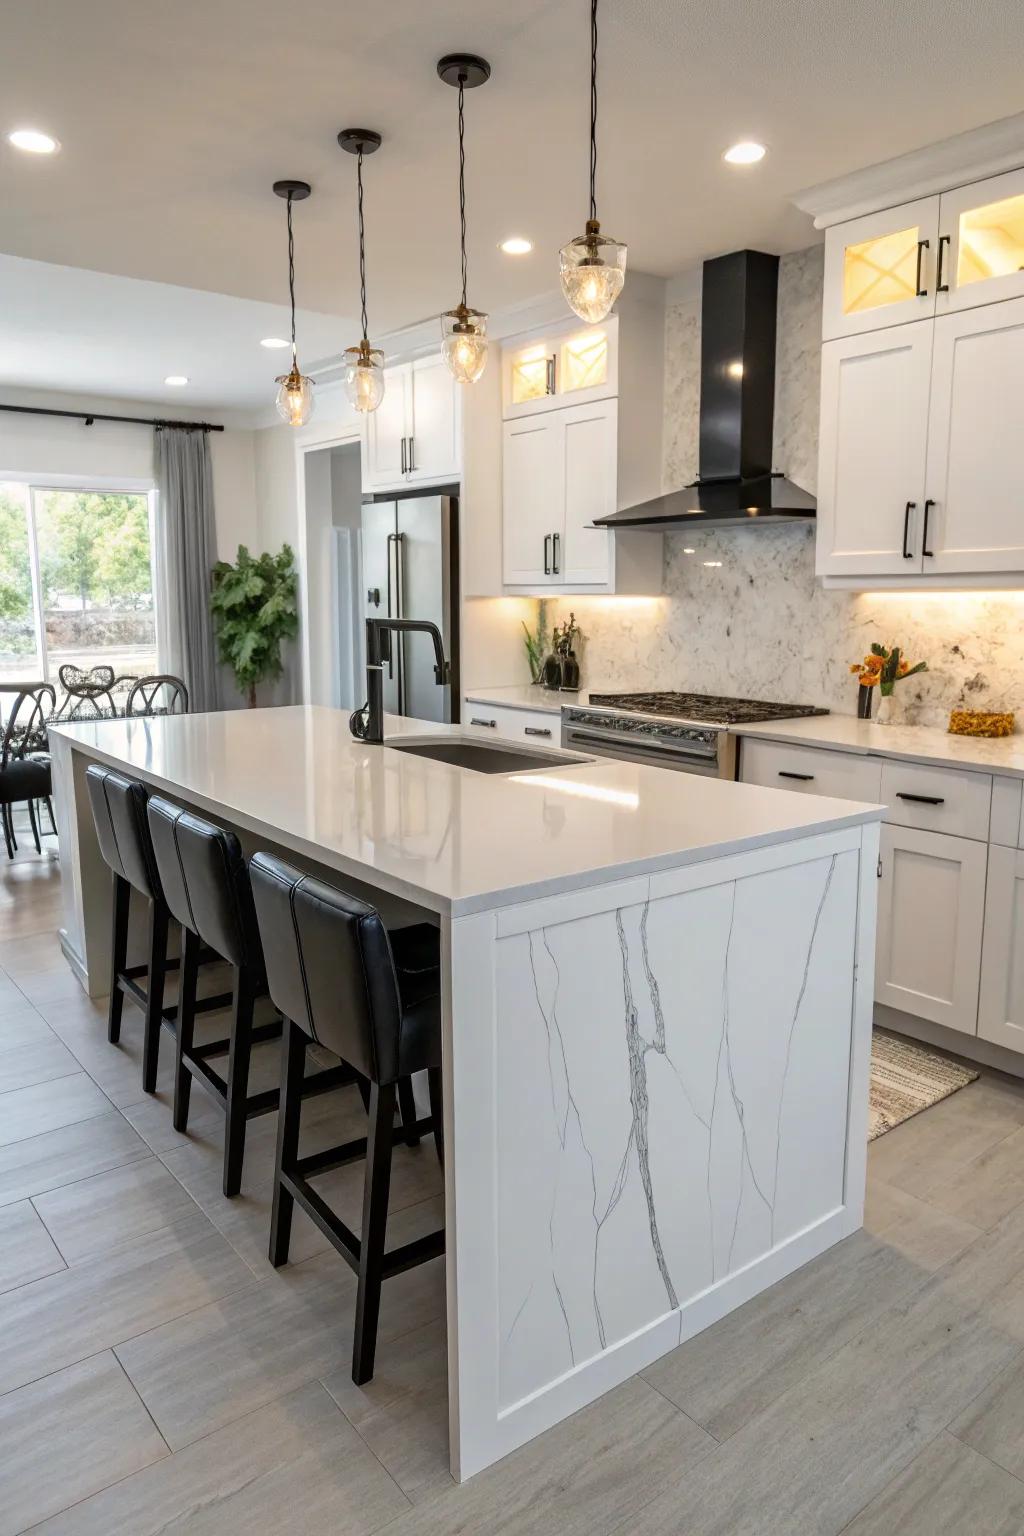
left=823, top=197, right=940, bottom=341
left=937, top=167, right=1024, bottom=314
left=502, top=320, right=619, bottom=418
left=362, top=356, right=461, bottom=492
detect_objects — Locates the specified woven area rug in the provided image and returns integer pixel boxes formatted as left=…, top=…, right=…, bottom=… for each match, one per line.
left=869, top=1030, right=979, bottom=1140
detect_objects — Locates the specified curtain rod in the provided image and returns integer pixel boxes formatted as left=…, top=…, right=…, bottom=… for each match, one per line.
left=0, top=403, right=225, bottom=433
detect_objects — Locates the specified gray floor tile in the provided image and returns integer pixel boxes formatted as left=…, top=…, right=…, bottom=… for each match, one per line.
left=0, top=1110, right=149, bottom=1207
left=0, top=1199, right=65, bottom=1292
left=31, top=1379, right=410, bottom=1536
left=32, top=1156, right=202, bottom=1264
left=0, top=1351, right=168, bottom=1536
left=0, top=1211, right=255, bottom=1395
left=951, top=1350, right=1024, bottom=1477
left=918, top=1121, right=1024, bottom=1231
left=0, top=1004, right=59, bottom=1048
left=867, top=1076, right=1024, bottom=1201
left=863, top=1177, right=983, bottom=1269
left=843, top=1432, right=1024, bottom=1534
left=0, top=1071, right=112, bottom=1147
left=0, top=1035, right=80, bottom=1094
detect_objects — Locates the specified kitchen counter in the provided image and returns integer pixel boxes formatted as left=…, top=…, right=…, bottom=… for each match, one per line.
left=738, top=713, right=1024, bottom=777
left=48, top=705, right=880, bottom=1484
left=463, top=683, right=585, bottom=713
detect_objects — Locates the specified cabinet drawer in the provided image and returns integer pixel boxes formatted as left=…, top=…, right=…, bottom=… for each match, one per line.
left=879, top=760, right=991, bottom=841
left=463, top=701, right=560, bottom=744
left=740, top=739, right=882, bottom=803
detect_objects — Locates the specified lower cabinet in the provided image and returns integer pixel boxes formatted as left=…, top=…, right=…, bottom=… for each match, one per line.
left=875, top=823, right=987, bottom=1035
left=978, top=844, right=1024, bottom=1052
left=463, top=700, right=560, bottom=744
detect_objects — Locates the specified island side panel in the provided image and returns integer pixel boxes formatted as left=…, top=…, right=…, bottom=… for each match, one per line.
left=446, top=824, right=875, bottom=1481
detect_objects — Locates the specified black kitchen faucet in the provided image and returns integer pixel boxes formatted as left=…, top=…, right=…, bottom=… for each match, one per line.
left=349, top=618, right=449, bottom=744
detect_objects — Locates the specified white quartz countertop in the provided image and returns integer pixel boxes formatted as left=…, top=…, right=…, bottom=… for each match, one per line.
left=463, top=684, right=586, bottom=714
left=738, top=714, right=1024, bottom=778
left=52, top=706, right=880, bottom=916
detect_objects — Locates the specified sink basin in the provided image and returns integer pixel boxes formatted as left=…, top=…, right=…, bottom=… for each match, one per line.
left=386, top=738, right=586, bottom=774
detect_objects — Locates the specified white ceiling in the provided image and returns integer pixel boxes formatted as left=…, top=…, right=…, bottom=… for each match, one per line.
left=2, top=0, right=1023, bottom=409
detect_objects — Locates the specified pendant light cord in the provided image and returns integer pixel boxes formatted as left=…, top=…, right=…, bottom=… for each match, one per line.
left=589, top=0, right=598, bottom=221
left=286, top=191, right=297, bottom=362
left=357, top=147, right=369, bottom=343
left=458, top=75, right=468, bottom=308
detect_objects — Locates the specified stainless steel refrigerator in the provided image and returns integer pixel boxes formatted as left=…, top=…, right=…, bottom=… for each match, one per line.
left=360, top=492, right=459, bottom=724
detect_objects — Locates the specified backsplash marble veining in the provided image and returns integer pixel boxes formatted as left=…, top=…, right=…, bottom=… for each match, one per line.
left=551, top=244, right=1024, bottom=728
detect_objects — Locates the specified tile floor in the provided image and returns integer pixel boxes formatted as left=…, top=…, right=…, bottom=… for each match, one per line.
left=4, top=830, right=1024, bottom=1533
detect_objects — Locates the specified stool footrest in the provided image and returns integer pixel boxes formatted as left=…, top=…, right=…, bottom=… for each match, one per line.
left=278, top=1165, right=444, bottom=1278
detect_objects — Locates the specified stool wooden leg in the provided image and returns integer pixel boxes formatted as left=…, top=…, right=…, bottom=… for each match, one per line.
left=397, top=1076, right=420, bottom=1148
left=173, top=927, right=200, bottom=1133
left=142, top=899, right=170, bottom=1095
left=428, top=1066, right=444, bottom=1168
left=270, top=1018, right=306, bottom=1267
left=352, top=1081, right=395, bottom=1385
left=108, top=874, right=130, bottom=1045
left=27, top=798, right=41, bottom=855
left=223, top=966, right=255, bottom=1198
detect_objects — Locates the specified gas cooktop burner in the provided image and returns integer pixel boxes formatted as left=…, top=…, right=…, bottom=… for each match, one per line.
left=586, top=691, right=830, bottom=726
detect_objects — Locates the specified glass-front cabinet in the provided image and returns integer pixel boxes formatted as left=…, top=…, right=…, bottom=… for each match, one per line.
left=937, top=167, right=1024, bottom=313
left=502, top=317, right=618, bottom=418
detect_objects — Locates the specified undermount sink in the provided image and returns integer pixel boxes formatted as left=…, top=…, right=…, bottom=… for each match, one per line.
left=386, top=738, right=586, bottom=774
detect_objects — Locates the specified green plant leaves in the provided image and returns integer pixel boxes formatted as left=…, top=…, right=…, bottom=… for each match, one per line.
left=210, top=542, right=299, bottom=699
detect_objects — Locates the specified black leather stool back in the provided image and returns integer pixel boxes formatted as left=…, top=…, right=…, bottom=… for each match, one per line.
left=86, top=764, right=161, bottom=899
left=250, top=852, right=415, bottom=1084
left=146, top=796, right=263, bottom=977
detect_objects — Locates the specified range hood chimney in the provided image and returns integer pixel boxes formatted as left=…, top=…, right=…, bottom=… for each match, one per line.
left=594, top=249, right=815, bottom=530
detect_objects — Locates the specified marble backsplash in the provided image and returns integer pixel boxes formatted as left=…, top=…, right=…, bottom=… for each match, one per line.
left=549, top=244, right=1024, bottom=729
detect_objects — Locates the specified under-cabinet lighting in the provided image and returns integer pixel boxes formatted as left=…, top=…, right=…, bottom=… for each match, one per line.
left=703, top=560, right=723, bottom=568
left=511, top=775, right=640, bottom=809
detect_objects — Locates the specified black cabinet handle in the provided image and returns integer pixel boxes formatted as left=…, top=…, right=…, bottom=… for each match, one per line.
left=897, top=791, right=945, bottom=806
left=779, top=771, right=815, bottom=782
left=470, top=716, right=496, bottom=728
left=400, top=437, right=407, bottom=475
left=915, top=238, right=930, bottom=297
left=546, top=356, right=556, bottom=395
left=408, top=435, right=415, bottom=473
left=525, top=726, right=552, bottom=738
left=936, top=234, right=951, bottom=293
left=922, top=498, right=935, bottom=557
left=543, top=534, right=552, bottom=575
left=902, top=499, right=916, bottom=559
left=552, top=531, right=561, bottom=575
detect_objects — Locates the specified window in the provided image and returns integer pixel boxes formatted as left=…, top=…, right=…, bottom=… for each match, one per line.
left=0, top=482, right=158, bottom=693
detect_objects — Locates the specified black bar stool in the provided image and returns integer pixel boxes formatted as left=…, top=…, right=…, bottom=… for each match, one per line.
left=250, top=852, right=445, bottom=1385
left=145, top=797, right=354, bottom=1197
left=85, top=765, right=231, bottom=1093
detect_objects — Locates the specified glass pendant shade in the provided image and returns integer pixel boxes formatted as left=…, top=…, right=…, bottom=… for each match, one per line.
left=441, top=305, right=488, bottom=384
left=274, top=362, right=314, bottom=426
left=559, top=219, right=627, bottom=323
left=342, top=342, right=385, bottom=413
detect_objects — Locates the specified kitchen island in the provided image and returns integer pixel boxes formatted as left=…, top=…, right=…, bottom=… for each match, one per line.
left=49, top=706, right=881, bottom=1481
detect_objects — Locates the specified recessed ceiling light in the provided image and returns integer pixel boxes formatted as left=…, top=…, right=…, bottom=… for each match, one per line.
left=7, top=128, right=60, bottom=155
left=682, top=547, right=696, bottom=555
left=723, top=140, right=766, bottom=166
left=499, top=236, right=533, bottom=256
left=164, top=375, right=189, bottom=387
left=260, top=336, right=289, bottom=349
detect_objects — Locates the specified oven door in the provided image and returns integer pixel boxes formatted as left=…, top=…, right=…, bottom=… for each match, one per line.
left=562, top=721, right=733, bottom=778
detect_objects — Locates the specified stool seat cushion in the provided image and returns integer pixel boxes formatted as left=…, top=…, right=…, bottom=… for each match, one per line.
left=146, top=796, right=264, bottom=978
left=85, top=763, right=160, bottom=899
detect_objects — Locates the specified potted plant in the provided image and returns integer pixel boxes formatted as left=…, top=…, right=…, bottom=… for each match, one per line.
left=210, top=543, right=299, bottom=708
left=850, top=643, right=927, bottom=725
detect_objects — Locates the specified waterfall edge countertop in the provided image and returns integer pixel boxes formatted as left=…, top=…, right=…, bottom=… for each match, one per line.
left=50, top=705, right=880, bottom=917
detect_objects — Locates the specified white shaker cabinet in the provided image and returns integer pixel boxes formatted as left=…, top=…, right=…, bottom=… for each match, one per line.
left=362, top=356, right=461, bottom=491
left=501, top=414, right=565, bottom=586
left=874, top=823, right=987, bottom=1035
left=816, top=322, right=934, bottom=577
left=978, top=845, right=1024, bottom=1054
left=936, top=166, right=1024, bottom=316
left=822, top=196, right=940, bottom=342
left=363, top=363, right=411, bottom=490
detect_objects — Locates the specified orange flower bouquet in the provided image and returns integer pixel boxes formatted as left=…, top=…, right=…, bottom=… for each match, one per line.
left=849, top=643, right=927, bottom=723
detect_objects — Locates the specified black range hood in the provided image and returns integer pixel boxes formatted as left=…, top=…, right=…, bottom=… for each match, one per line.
left=594, top=249, right=815, bottom=530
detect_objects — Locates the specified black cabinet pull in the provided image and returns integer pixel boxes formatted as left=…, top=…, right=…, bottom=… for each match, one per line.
left=778, top=771, right=815, bottom=782
left=546, top=356, right=556, bottom=395
left=902, top=499, right=916, bottom=559
left=408, top=436, right=416, bottom=473
left=915, top=238, right=930, bottom=297
left=543, top=534, right=552, bottom=575
left=470, top=716, right=497, bottom=728
left=400, top=436, right=407, bottom=475
left=524, top=726, right=552, bottom=738
left=936, top=234, right=951, bottom=293
left=922, top=498, right=935, bottom=557
left=897, top=791, right=945, bottom=806
left=552, top=531, right=561, bottom=575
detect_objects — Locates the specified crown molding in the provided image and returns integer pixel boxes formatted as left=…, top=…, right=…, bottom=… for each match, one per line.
left=793, top=111, right=1024, bottom=229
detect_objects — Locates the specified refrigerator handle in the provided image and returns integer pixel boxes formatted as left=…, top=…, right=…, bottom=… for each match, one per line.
left=385, top=534, right=396, bottom=679
left=392, top=531, right=407, bottom=713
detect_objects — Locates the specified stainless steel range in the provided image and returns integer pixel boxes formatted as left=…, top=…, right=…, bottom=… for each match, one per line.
left=561, top=692, right=829, bottom=778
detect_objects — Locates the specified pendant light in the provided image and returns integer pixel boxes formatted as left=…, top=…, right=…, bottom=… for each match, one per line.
left=338, top=129, right=385, bottom=413
left=559, top=0, right=626, bottom=324
left=437, top=53, right=491, bottom=384
left=272, top=179, right=315, bottom=426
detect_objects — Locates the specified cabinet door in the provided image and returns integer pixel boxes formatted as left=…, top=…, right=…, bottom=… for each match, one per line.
left=407, top=356, right=461, bottom=483
left=502, top=417, right=563, bottom=585
left=822, top=197, right=940, bottom=341
left=922, top=298, right=1024, bottom=574
left=978, top=845, right=1024, bottom=1053
left=363, top=364, right=410, bottom=490
left=875, top=824, right=986, bottom=1034
left=816, top=323, right=933, bottom=576
left=559, top=398, right=616, bottom=585
left=938, top=167, right=1024, bottom=315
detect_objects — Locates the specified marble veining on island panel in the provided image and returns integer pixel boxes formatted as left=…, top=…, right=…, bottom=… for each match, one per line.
left=495, top=848, right=858, bottom=1411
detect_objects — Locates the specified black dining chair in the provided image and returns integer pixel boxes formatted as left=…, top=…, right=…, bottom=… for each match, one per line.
left=0, top=684, right=56, bottom=858
left=126, top=675, right=189, bottom=717
left=53, top=664, right=118, bottom=722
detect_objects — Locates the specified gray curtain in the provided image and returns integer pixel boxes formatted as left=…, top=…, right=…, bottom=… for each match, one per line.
left=155, top=427, right=219, bottom=712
